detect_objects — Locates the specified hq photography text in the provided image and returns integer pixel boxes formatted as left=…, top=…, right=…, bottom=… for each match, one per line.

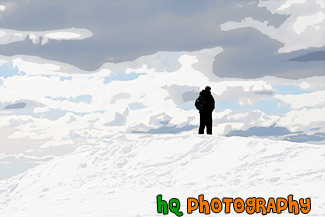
left=156, top=194, right=311, bottom=216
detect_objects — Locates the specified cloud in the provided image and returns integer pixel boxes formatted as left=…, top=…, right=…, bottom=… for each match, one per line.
left=1, top=50, right=323, bottom=145
left=0, top=48, right=324, bottom=180
left=292, top=11, right=324, bottom=34
left=284, top=132, right=325, bottom=143
left=0, top=28, right=93, bottom=45
left=3, top=0, right=322, bottom=81
left=221, top=0, right=325, bottom=53
left=110, top=93, right=130, bottom=104
left=105, top=109, right=129, bottom=127
left=275, top=90, right=325, bottom=109
left=213, top=26, right=325, bottom=79
left=226, top=124, right=291, bottom=137
left=46, top=95, right=92, bottom=104
left=133, top=124, right=197, bottom=134
left=277, top=0, right=307, bottom=11
left=163, top=85, right=199, bottom=107
left=278, top=107, right=325, bottom=132
left=4, top=102, right=27, bottom=109
left=0, top=0, right=286, bottom=71
left=0, top=153, right=54, bottom=162
left=226, top=124, right=325, bottom=143
left=0, top=55, right=90, bottom=75
left=0, top=153, right=54, bottom=180
left=0, top=52, right=207, bottom=145
left=288, top=51, right=325, bottom=62
left=0, top=0, right=324, bottom=182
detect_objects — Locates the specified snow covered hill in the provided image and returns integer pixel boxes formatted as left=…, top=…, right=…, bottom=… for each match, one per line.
left=0, top=135, right=324, bottom=217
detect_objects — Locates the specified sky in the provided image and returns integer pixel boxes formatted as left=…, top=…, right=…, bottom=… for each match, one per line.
left=0, top=0, right=325, bottom=179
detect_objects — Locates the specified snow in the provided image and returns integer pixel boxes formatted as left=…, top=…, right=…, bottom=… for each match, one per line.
left=0, top=134, right=324, bottom=216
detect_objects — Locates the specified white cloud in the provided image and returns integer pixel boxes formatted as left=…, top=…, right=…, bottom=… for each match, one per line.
left=265, top=75, right=325, bottom=91
left=299, top=81, right=310, bottom=89
left=279, top=107, right=325, bottom=132
left=277, top=0, right=306, bottom=11
left=213, top=80, right=273, bottom=96
left=0, top=30, right=6, bottom=37
left=0, top=28, right=93, bottom=45
left=221, top=0, right=325, bottom=53
left=293, top=11, right=325, bottom=34
left=316, top=0, right=325, bottom=8
left=45, top=32, right=82, bottom=40
left=0, top=153, right=54, bottom=162
left=275, top=90, right=325, bottom=109
left=1, top=46, right=324, bottom=174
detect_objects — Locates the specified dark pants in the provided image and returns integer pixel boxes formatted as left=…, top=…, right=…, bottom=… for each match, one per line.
left=199, top=112, right=212, bottom=134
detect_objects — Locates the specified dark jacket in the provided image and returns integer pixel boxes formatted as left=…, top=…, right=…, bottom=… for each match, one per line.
left=199, top=89, right=215, bottom=113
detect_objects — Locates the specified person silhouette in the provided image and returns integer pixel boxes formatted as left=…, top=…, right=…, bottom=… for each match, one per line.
left=196, top=86, right=215, bottom=134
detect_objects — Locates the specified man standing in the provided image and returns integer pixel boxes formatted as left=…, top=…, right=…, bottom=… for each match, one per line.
left=195, top=86, right=215, bottom=134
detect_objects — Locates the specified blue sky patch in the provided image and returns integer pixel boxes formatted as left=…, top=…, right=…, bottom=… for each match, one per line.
left=46, top=96, right=67, bottom=101
left=215, top=100, right=242, bottom=112
left=215, top=98, right=290, bottom=116
left=42, top=109, right=67, bottom=120
left=60, top=76, right=73, bottom=81
left=255, top=99, right=290, bottom=115
left=0, top=63, right=26, bottom=78
left=178, top=104, right=195, bottom=111
left=273, top=85, right=312, bottom=95
left=129, top=102, right=146, bottom=110
left=103, top=71, right=143, bottom=84
left=70, top=95, right=92, bottom=104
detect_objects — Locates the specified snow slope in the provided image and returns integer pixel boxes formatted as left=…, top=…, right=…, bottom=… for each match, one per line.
left=0, top=135, right=324, bottom=217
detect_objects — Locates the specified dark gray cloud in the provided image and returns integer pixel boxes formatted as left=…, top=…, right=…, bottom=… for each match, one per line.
left=105, top=109, right=129, bottom=126
left=132, top=124, right=197, bottom=134
left=182, top=90, right=199, bottom=102
left=110, top=93, right=130, bottom=104
left=163, top=85, right=199, bottom=105
left=213, top=28, right=325, bottom=79
left=2, top=1, right=323, bottom=79
left=226, top=124, right=291, bottom=137
left=255, top=90, right=273, bottom=95
left=284, top=132, right=325, bottom=143
left=226, top=125, right=325, bottom=143
left=288, top=50, right=325, bottom=62
left=4, top=102, right=27, bottom=109
left=1, top=0, right=288, bottom=71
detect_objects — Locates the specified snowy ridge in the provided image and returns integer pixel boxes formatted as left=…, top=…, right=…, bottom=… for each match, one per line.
left=0, top=135, right=324, bottom=216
